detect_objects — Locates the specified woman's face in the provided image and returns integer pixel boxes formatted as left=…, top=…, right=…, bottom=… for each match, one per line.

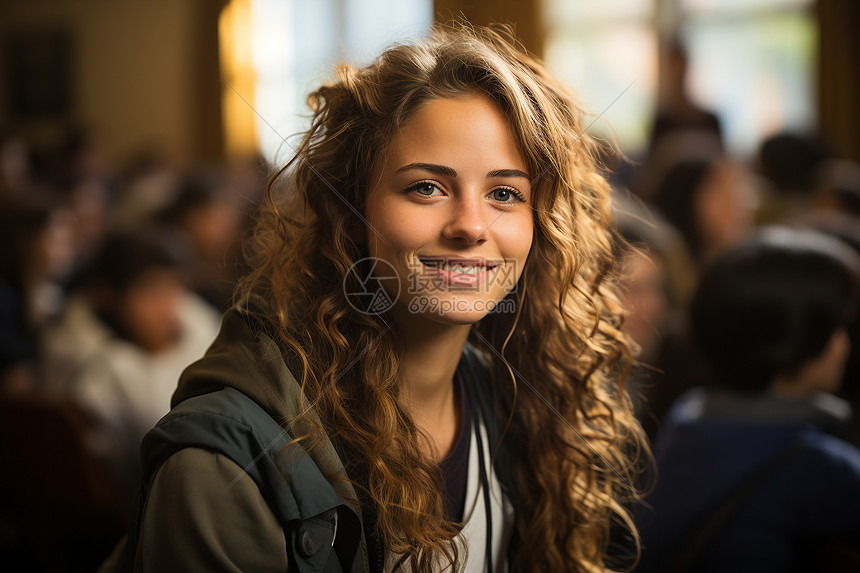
left=364, top=93, right=534, bottom=326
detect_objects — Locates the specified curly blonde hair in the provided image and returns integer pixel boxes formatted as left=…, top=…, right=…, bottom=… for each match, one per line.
left=237, top=22, right=648, bottom=573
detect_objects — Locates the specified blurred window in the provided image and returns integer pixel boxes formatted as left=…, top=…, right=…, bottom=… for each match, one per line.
left=246, top=0, right=433, bottom=163
left=542, top=0, right=814, bottom=157
left=543, top=0, right=658, bottom=156
left=681, top=0, right=815, bottom=155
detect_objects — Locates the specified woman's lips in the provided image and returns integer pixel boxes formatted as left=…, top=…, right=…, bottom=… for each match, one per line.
left=418, top=257, right=497, bottom=288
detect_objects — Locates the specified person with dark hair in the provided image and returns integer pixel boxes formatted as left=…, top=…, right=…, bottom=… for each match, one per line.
left=0, top=133, right=38, bottom=198
left=649, top=38, right=723, bottom=153
left=641, top=157, right=755, bottom=442
left=651, top=157, right=752, bottom=267
left=796, top=213, right=860, bottom=450
left=156, top=169, right=244, bottom=310
left=0, top=193, right=74, bottom=394
left=812, top=159, right=860, bottom=219
left=755, top=132, right=833, bottom=224
left=758, top=133, right=831, bottom=197
left=41, top=230, right=220, bottom=508
left=611, top=192, right=699, bottom=443
left=637, top=227, right=860, bottom=572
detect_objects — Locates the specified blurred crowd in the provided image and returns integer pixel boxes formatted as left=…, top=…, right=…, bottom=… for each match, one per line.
left=611, top=41, right=860, bottom=572
left=2, top=39, right=860, bottom=572
left=0, top=128, right=267, bottom=571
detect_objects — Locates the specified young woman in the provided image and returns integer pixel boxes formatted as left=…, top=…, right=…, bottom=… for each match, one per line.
left=105, top=23, right=646, bottom=573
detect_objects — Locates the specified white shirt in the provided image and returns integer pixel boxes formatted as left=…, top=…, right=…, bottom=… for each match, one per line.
left=41, top=292, right=220, bottom=485
left=385, top=412, right=515, bottom=572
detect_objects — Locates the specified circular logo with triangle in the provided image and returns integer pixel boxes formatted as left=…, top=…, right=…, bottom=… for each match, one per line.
left=343, top=257, right=400, bottom=315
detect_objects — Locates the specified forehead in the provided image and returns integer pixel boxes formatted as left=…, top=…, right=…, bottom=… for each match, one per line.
left=378, top=93, right=528, bottom=175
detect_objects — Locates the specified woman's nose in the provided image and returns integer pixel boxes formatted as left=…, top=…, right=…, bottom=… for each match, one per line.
left=442, top=192, right=487, bottom=244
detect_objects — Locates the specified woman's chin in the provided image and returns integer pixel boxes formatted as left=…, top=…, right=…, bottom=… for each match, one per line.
left=394, top=296, right=504, bottom=327
left=428, top=311, right=488, bottom=327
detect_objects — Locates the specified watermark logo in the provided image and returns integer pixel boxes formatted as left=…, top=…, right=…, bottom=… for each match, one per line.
left=407, top=296, right=517, bottom=315
left=407, top=258, right=518, bottom=294
left=343, top=257, right=400, bottom=315
left=343, top=256, right=520, bottom=316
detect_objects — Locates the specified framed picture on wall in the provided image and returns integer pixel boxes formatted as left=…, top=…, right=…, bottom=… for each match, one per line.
left=3, top=28, right=72, bottom=119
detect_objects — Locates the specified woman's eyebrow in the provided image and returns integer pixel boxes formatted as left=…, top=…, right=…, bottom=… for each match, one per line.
left=396, top=163, right=457, bottom=177
left=487, top=168, right=530, bottom=180
left=395, top=163, right=531, bottom=180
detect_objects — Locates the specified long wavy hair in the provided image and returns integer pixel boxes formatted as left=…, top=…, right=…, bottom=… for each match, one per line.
left=237, top=22, right=648, bottom=573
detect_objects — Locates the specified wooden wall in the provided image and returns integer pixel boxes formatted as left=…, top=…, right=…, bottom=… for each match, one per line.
left=434, top=0, right=544, bottom=58
left=0, top=0, right=224, bottom=166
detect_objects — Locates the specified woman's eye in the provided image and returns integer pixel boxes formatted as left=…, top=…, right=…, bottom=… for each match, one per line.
left=407, top=182, right=442, bottom=197
left=491, top=188, right=523, bottom=203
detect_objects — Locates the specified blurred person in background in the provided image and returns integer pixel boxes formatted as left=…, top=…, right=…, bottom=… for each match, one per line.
left=0, top=193, right=75, bottom=395
left=110, top=147, right=179, bottom=232
left=649, top=38, right=723, bottom=154
left=613, top=193, right=695, bottom=356
left=41, top=230, right=220, bottom=508
left=223, top=152, right=270, bottom=277
left=811, top=158, right=860, bottom=219
left=640, top=155, right=756, bottom=441
left=617, top=234, right=668, bottom=367
left=637, top=227, right=860, bottom=573
left=616, top=225, right=669, bottom=438
left=755, top=132, right=832, bottom=224
left=613, top=192, right=695, bottom=441
left=651, top=156, right=754, bottom=269
left=53, top=128, right=115, bottom=192
left=797, top=213, right=860, bottom=450
left=56, top=128, right=116, bottom=286
left=156, top=168, right=245, bottom=310
left=0, top=133, right=35, bottom=198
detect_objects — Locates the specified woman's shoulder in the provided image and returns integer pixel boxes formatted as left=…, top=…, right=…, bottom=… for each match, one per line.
left=133, top=387, right=366, bottom=570
left=138, top=447, right=288, bottom=573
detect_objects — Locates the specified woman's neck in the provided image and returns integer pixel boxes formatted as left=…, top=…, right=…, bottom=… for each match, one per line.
left=390, top=305, right=471, bottom=460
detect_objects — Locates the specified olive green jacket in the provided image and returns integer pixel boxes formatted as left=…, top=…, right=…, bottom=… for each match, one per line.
left=102, top=308, right=368, bottom=572
left=101, top=307, right=514, bottom=572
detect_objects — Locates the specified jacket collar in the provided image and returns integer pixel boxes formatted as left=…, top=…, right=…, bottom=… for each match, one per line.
left=173, top=307, right=361, bottom=509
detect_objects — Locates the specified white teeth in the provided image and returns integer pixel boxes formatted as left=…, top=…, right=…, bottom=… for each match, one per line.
left=443, top=263, right=481, bottom=274
left=421, top=259, right=490, bottom=274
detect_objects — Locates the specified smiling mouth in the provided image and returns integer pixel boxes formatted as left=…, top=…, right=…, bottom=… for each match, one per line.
left=418, top=257, right=498, bottom=275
